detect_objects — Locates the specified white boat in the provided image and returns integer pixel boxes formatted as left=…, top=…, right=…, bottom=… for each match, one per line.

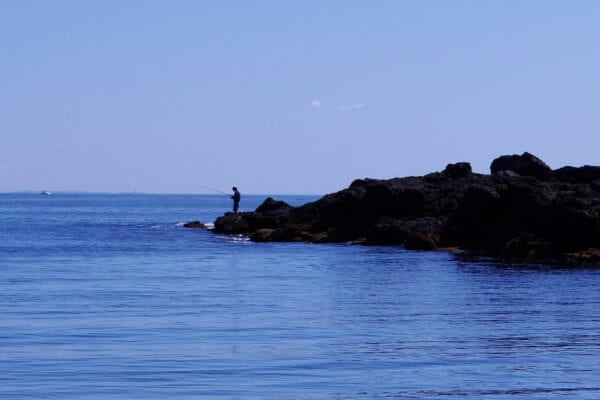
left=41, top=191, right=51, bottom=195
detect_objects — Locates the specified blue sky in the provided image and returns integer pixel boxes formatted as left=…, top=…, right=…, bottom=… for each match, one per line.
left=1, top=1, right=599, bottom=194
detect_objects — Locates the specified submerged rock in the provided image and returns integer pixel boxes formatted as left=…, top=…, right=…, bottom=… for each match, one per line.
left=211, top=152, right=600, bottom=263
left=183, top=221, right=207, bottom=229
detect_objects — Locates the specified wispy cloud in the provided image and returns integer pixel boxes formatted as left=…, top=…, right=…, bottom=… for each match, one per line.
left=309, top=99, right=367, bottom=112
left=336, top=102, right=367, bottom=112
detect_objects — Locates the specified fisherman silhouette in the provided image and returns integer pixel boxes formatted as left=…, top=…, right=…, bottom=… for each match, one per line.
left=231, top=186, right=241, bottom=217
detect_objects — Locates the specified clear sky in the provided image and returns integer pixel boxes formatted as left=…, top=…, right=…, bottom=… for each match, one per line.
left=1, top=1, right=599, bottom=194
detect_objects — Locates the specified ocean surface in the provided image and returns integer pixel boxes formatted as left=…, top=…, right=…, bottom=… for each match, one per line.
left=1, top=193, right=599, bottom=400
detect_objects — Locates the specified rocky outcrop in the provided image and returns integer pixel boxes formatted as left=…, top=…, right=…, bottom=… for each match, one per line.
left=211, top=153, right=600, bottom=262
left=490, top=151, right=552, bottom=178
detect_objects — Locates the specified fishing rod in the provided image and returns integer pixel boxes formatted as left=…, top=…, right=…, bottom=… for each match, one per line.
left=196, top=185, right=231, bottom=196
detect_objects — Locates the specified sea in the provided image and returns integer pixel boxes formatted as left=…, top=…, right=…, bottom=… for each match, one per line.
left=1, top=193, right=599, bottom=400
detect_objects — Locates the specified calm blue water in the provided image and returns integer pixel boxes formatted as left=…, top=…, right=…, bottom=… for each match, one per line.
left=1, top=193, right=599, bottom=399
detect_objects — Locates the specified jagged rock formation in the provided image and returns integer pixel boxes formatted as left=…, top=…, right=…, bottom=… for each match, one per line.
left=209, top=152, right=600, bottom=262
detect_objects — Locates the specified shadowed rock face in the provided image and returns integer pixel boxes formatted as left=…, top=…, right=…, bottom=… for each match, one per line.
left=490, top=151, right=552, bottom=178
left=211, top=153, right=600, bottom=262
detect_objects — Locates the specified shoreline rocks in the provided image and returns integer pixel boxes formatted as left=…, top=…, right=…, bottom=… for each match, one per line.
left=210, top=152, right=600, bottom=263
left=183, top=221, right=207, bottom=229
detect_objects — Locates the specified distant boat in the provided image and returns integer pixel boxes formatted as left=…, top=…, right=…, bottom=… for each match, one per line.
left=41, top=191, right=51, bottom=196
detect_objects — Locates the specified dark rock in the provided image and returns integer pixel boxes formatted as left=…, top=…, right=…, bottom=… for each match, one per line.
left=552, top=165, right=600, bottom=184
left=542, top=207, right=600, bottom=252
left=242, top=213, right=279, bottom=231
left=270, top=225, right=316, bottom=242
left=405, top=234, right=438, bottom=251
left=364, top=217, right=441, bottom=249
left=490, top=152, right=551, bottom=178
left=443, top=185, right=503, bottom=250
left=213, top=213, right=250, bottom=234
left=500, top=233, right=553, bottom=261
left=349, top=178, right=378, bottom=188
left=183, top=221, right=207, bottom=229
left=250, top=228, right=276, bottom=242
left=564, top=248, right=600, bottom=262
left=363, top=218, right=407, bottom=246
left=494, top=170, right=522, bottom=179
left=255, top=197, right=292, bottom=213
left=443, top=162, right=472, bottom=178
left=207, top=152, right=600, bottom=263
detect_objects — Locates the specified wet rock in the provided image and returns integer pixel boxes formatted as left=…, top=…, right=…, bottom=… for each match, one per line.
left=213, top=213, right=250, bottom=234
left=274, top=226, right=315, bottom=242
left=500, top=233, right=553, bottom=261
left=183, top=221, right=207, bottom=229
left=564, top=248, right=600, bottom=262
left=251, top=228, right=276, bottom=242
left=403, top=218, right=442, bottom=250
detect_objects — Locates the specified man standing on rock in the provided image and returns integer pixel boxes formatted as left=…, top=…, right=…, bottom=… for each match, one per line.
left=231, top=186, right=241, bottom=217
